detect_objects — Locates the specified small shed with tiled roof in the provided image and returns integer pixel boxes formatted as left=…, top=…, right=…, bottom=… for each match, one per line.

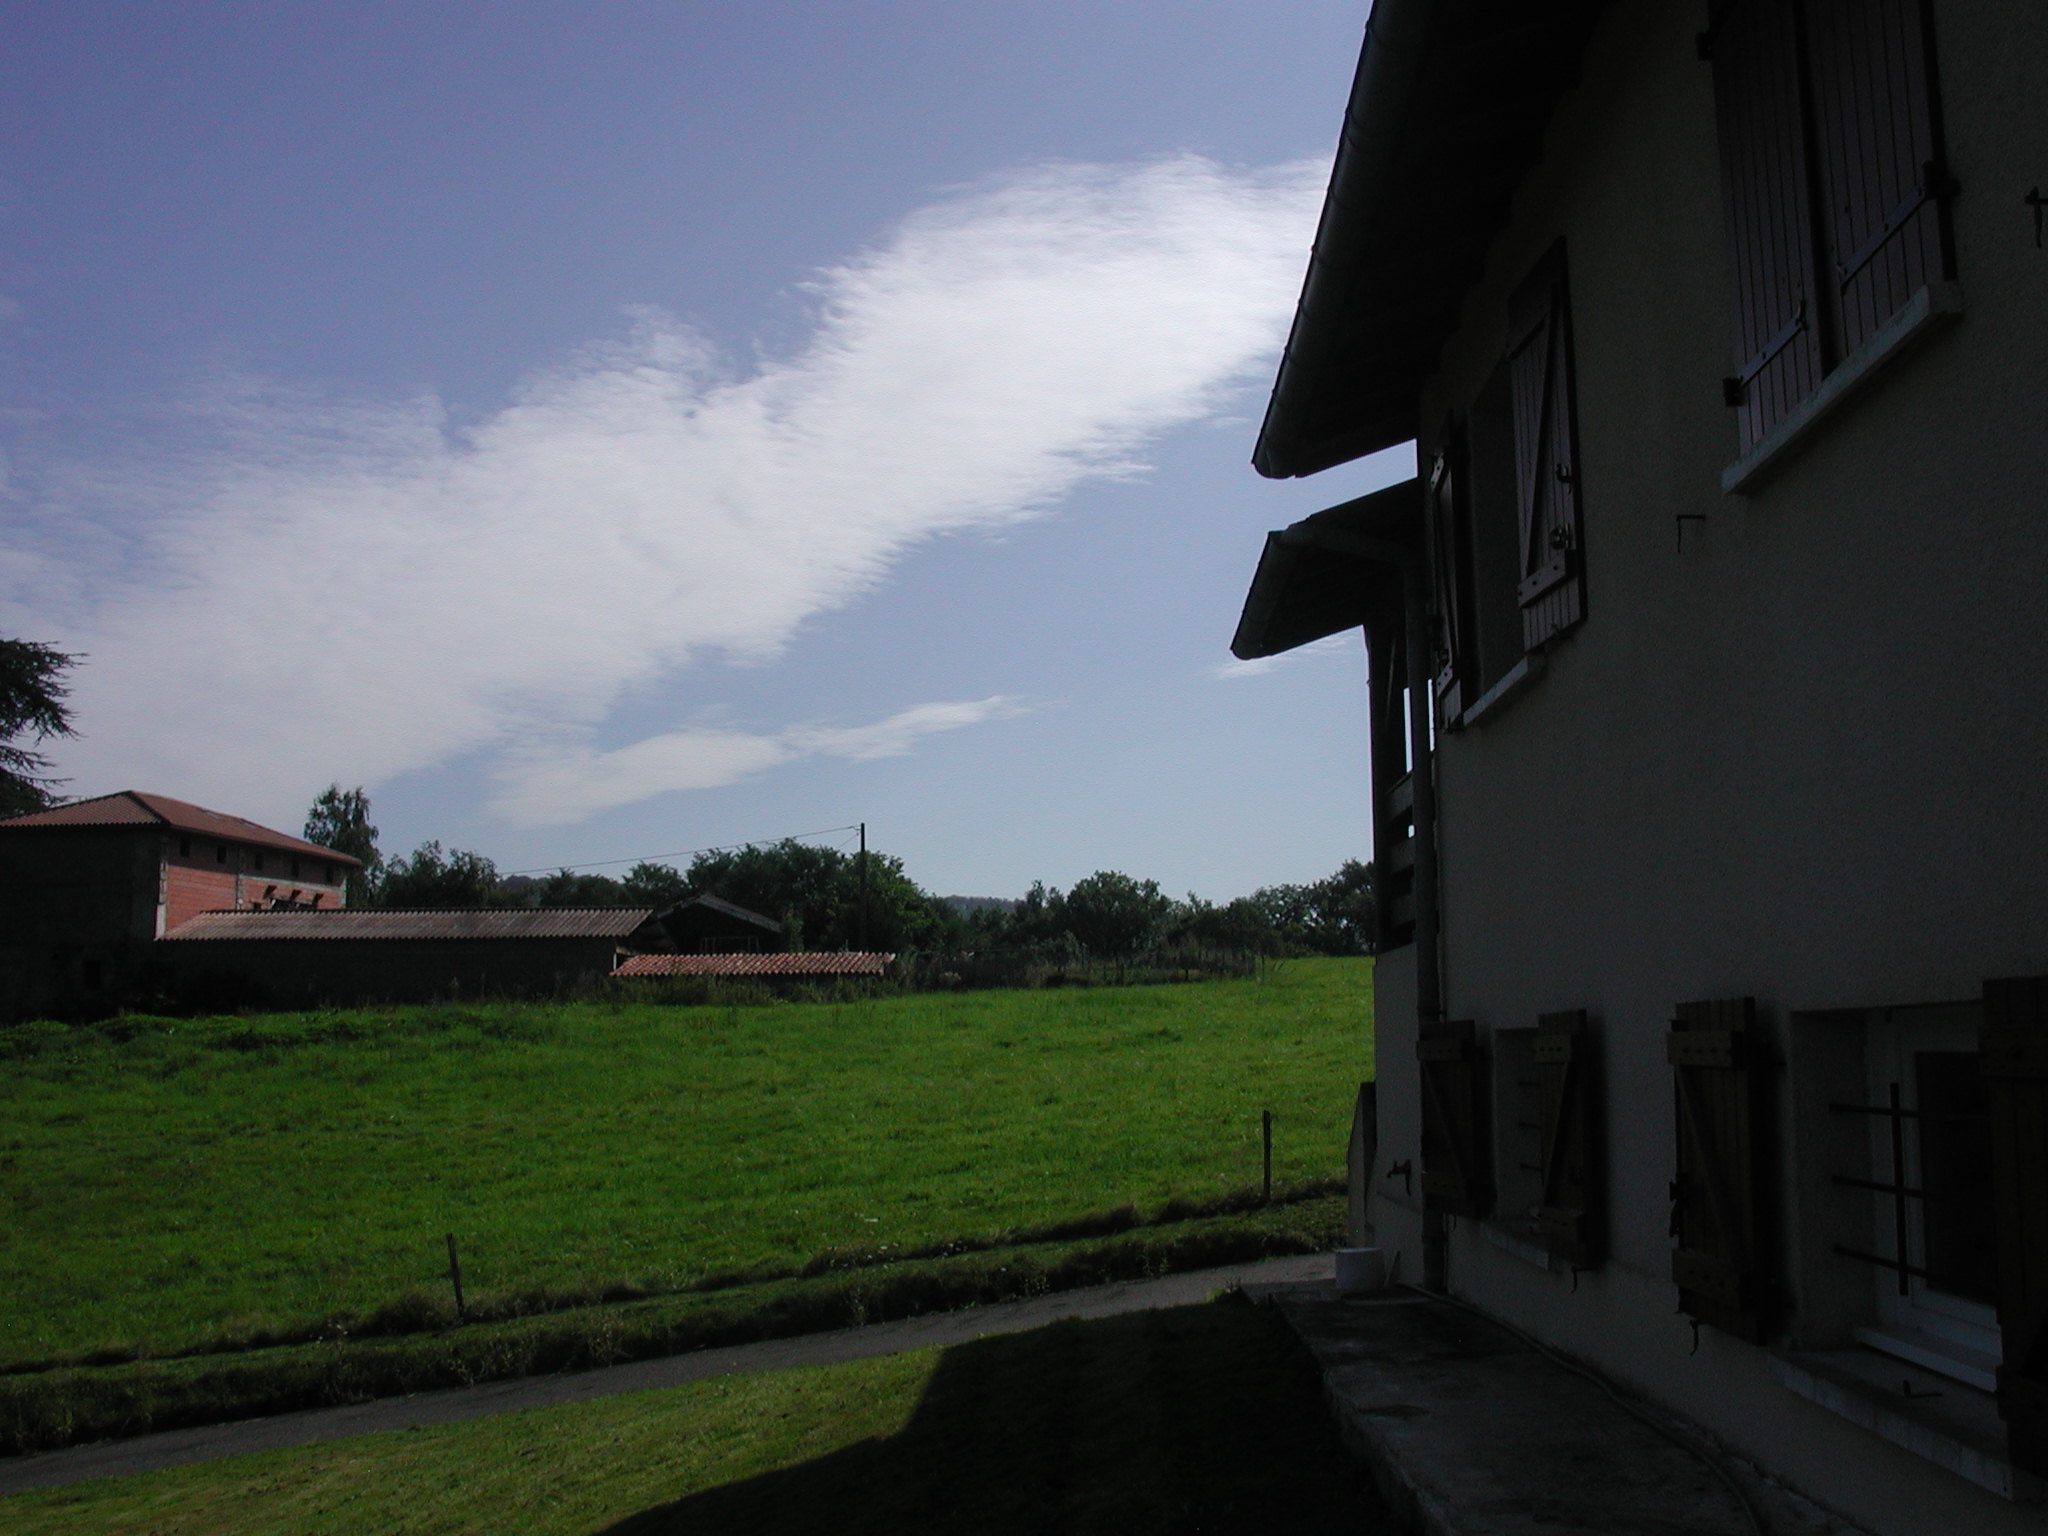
left=615, top=951, right=893, bottom=980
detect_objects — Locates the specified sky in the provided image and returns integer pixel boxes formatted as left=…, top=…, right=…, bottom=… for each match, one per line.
left=0, top=1, right=1412, bottom=901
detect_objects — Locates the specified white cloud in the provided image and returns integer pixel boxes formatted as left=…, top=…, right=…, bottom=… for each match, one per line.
left=1209, top=634, right=1355, bottom=681
left=4, top=155, right=1322, bottom=827
left=492, top=695, right=1027, bottom=826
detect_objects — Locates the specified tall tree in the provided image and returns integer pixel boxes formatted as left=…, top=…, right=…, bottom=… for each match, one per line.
left=303, top=784, right=381, bottom=905
left=0, top=638, right=80, bottom=818
left=685, top=838, right=953, bottom=951
left=1055, top=871, right=1175, bottom=956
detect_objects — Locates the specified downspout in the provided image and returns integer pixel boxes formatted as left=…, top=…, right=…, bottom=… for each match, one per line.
left=1279, top=523, right=1446, bottom=1286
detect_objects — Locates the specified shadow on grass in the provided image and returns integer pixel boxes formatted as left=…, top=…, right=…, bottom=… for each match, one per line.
left=598, top=1298, right=1384, bottom=1536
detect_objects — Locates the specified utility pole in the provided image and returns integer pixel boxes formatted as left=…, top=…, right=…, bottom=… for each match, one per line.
left=858, top=821, right=869, bottom=951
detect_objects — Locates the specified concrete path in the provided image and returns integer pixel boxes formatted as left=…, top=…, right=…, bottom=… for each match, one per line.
left=0, top=1253, right=1331, bottom=1497
left=1256, top=1280, right=1874, bottom=1536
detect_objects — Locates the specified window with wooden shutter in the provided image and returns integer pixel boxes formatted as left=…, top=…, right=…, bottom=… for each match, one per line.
left=1428, top=436, right=1473, bottom=724
left=1983, top=975, right=2048, bottom=1476
left=1367, top=607, right=1417, bottom=951
left=1670, top=997, right=1774, bottom=1341
left=1506, top=241, right=1584, bottom=651
left=1536, top=1009, right=1603, bottom=1267
left=1709, top=0, right=1952, bottom=453
left=1419, top=1019, right=1492, bottom=1217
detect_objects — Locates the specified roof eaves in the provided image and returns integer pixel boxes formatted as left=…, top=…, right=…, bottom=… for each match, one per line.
left=1254, top=0, right=1610, bottom=480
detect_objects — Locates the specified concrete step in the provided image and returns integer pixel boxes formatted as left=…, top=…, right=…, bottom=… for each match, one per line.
left=1253, top=1282, right=1872, bottom=1536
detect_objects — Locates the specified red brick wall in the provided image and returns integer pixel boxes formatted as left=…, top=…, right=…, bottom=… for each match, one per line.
left=162, top=839, right=348, bottom=932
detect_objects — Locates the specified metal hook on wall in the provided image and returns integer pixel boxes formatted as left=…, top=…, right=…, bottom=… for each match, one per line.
left=1385, top=1159, right=1413, bottom=1199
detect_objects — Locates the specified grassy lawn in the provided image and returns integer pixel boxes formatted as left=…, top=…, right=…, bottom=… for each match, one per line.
left=1, top=959, right=1372, bottom=1369
left=0, top=1298, right=1382, bottom=1536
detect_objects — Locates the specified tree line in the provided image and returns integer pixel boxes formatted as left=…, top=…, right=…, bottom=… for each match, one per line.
left=303, top=785, right=1375, bottom=958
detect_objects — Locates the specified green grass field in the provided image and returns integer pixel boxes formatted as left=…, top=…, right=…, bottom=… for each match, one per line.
left=0, top=1298, right=1382, bottom=1536
left=1, top=959, right=1371, bottom=1370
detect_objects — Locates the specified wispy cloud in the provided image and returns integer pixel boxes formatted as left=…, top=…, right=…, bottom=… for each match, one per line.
left=494, top=695, right=1029, bottom=826
left=1209, top=634, right=1355, bottom=681
left=3, top=155, right=1322, bottom=827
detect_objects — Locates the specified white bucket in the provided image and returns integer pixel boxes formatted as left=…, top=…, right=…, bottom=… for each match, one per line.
left=1334, top=1246, right=1387, bottom=1295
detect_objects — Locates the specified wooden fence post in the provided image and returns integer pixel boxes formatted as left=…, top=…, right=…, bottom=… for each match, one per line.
left=445, top=1232, right=466, bottom=1318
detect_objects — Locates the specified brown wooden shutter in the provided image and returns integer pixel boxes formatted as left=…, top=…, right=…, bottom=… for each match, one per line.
left=1535, top=1009, right=1602, bottom=1267
left=1804, top=0, right=1951, bottom=356
left=1710, top=0, right=1828, bottom=451
left=1418, top=1019, right=1492, bottom=1217
left=1506, top=242, right=1584, bottom=651
left=1982, top=975, right=2048, bottom=1476
left=1669, top=997, right=1773, bottom=1341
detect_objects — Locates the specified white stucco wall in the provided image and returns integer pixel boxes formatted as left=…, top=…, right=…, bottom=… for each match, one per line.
left=1366, top=1, right=2048, bottom=1529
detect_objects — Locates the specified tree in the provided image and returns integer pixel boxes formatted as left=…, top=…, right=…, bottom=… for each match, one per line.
left=0, top=638, right=80, bottom=818
left=531, top=868, right=629, bottom=907
left=685, top=838, right=955, bottom=951
left=1055, top=871, right=1175, bottom=956
left=376, top=840, right=501, bottom=909
left=620, top=860, right=690, bottom=910
left=303, top=784, right=381, bottom=905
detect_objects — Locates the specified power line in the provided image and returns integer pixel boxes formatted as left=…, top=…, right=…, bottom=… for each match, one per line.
left=502, top=824, right=861, bottom=878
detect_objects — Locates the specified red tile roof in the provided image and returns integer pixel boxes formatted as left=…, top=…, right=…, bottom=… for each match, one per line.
left=615, top=952, right=895, bottom=978
left=0, top=791, right=365, bottom=867
left=163, top=908, right=657, bottom=941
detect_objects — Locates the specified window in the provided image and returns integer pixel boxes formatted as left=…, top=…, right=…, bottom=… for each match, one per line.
left=178, top=836, right=192, bottom=858
left=253, top=851, right=265, bottom=872
left=1838, top=1002, right=1999, bottom=1388
left=216, top=843, right=227, bottom=864
left=1430, top=241, right=1584, bottom=728
left=1495, top=1012, right=1603, bottom=1268
left=1787, top=980, right=2048, bottom=1480
left=1709, top=0, right=1954, bottom=457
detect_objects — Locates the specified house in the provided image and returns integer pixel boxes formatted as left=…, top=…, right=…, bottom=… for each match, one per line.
left=657, top=893, right=787, bottom=954
left=1234, top=1, right=2047, bottom=1530
left=0, top=790, right=362, bottom=1018
left=158, top=906, right=669, bottom=1007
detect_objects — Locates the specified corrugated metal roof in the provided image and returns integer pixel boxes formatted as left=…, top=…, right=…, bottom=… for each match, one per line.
left=0, top=791, right=365, bottom=867
left=162, top=908, right=658, bottom=942
left=615, top=952, right=894, bottom=978
left=665, top=894, right=784, bottom=933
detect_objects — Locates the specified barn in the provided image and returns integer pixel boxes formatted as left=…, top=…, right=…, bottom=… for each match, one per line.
left=0, top=790, right=362, bottom=1019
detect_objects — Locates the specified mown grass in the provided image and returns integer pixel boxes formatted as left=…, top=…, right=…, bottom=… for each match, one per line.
left=0, top=1296, right=1382, bottom=1536
left=0, top=959, right=1372, bottom=1372
left=0, top=1193, right=1347, bottom=1455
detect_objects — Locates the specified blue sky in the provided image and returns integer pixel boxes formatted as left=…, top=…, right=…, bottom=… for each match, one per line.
left=1, top=2, right=1410, bottom=899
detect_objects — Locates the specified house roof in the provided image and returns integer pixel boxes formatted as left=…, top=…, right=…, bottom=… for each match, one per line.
left=162, top=907, right=658, bottom=942
left=1253, top=0, right=1611, bottom=478
left=662, top=894, right=784, bottom=933
left=0, top=791, right=365, bottom=868
left=615, top=952, right=893, bottom=978
left=1232, top=479, right=1421, bottom=660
